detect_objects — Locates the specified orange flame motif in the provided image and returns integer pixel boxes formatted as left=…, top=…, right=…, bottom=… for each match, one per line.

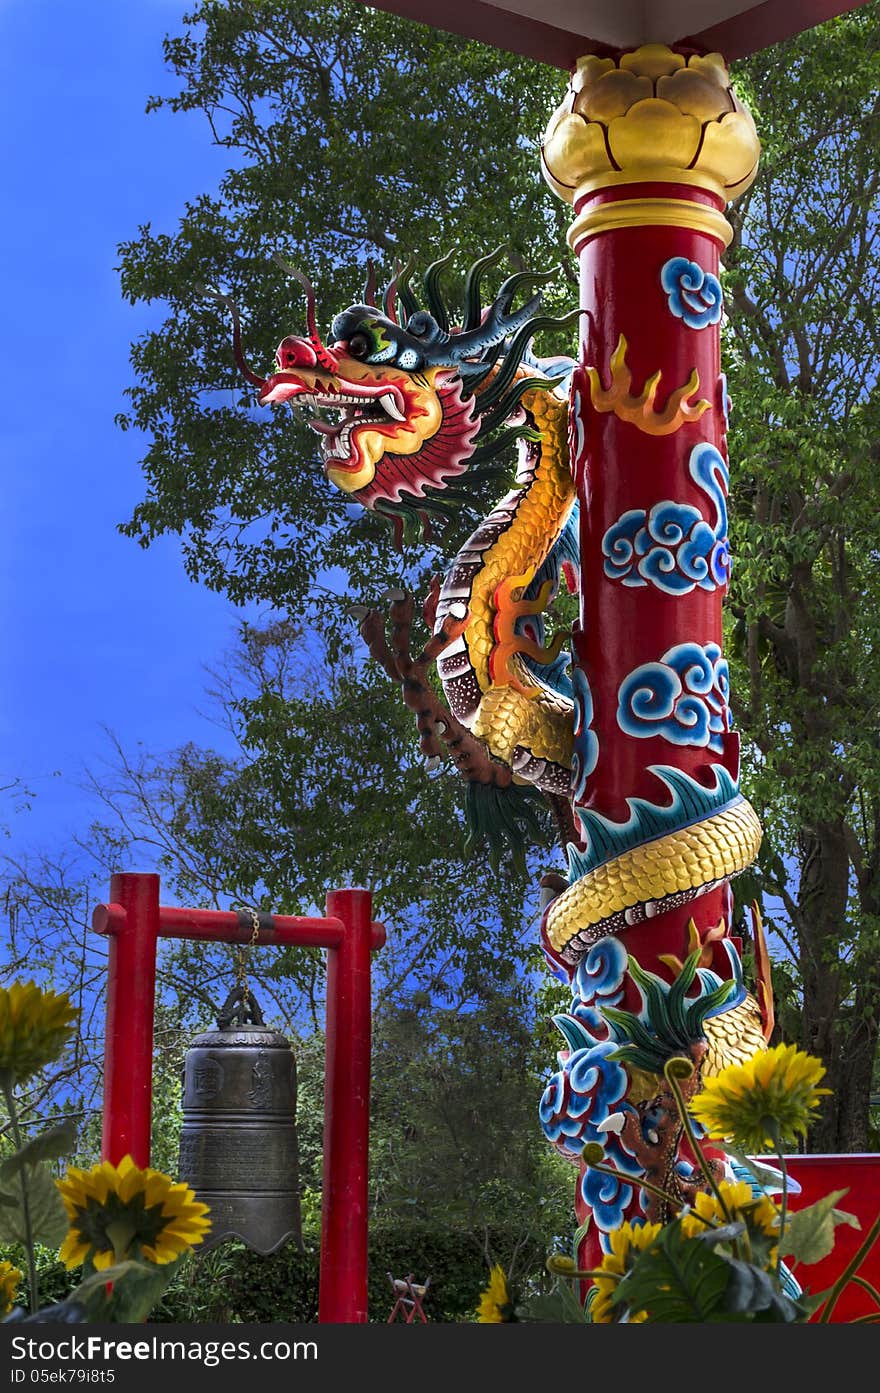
left=585, top=334, right=711, bottom=435
left=490, top=568, right=568, bottom=697
left=658, top=916, right=727, bottom=976
left=749, top=901, right=775, bottom=1042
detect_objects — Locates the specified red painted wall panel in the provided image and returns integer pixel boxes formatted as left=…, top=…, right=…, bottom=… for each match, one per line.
left=782, top=1154, right=880, bottom=1322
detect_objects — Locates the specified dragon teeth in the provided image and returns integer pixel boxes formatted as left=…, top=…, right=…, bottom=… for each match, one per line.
left=379, top=392, right=405, bottom=421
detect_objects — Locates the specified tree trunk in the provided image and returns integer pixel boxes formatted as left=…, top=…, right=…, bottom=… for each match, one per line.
left=795, top=822, right=850, bottom=1152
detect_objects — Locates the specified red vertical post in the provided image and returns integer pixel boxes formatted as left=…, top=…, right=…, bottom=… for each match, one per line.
left=100, top=872, right=159, bottom=1167
left=319, top=887, right=373, bottom=1323
left=539, top=47, right=763, bottom=1264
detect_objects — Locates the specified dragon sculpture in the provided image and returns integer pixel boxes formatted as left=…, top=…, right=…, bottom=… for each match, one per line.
left=219, top=244, right=772, bottom=1260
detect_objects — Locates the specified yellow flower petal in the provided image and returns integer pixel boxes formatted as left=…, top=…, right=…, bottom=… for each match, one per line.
left=690, top=1045, right=828, bottom=1153
left=55, top=1157, right=212, bottom=1271
left=476, top=1264, right=513, bottom=1322
left=0, top=982, right=78, bottom=1083
left=590, top=1221, right=661, bottom=1324
left=0, top=1260, right=23, bottom=1315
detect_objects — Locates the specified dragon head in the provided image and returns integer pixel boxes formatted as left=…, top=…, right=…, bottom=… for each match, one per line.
left=219, top=250, right=578, bottom=541
left=260, top=292, right=471, bottom=502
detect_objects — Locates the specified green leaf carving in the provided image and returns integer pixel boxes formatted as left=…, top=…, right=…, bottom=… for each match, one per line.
left=552, top=1014, right=597, bottom=1053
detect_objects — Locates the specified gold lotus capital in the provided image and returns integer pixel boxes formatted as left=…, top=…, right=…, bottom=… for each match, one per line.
left=542, top=44, right=760, bottom=207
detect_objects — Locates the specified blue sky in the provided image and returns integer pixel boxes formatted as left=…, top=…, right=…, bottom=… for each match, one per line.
left=1, top=1, right=256, bottom=858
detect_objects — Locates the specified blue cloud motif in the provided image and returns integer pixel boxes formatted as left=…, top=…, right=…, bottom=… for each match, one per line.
left=571, top=936, right=627, bottom=1037
left=661, top=256, right=723, bottom=329
left=617, top=641, right=730, bottom=752
left=602, top=443, right=730, bottom=595
left=539, top=1069, right=582, bottom=1153
left=720, top=372, right=731, bottom=430
left=571, top=667, right=599, bottom=802
left=569, top=376, right=588, bottom=470
left=539, top=1040, right=629, bottom=1159
left=583, top=1152, right=642, bottom=1238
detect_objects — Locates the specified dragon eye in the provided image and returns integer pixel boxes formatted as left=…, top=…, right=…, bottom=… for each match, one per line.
left=347, top=332, right=372, bottom=360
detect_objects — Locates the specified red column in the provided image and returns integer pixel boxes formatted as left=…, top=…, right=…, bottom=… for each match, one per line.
left=571, top=191, right=733, bottom=966
left=319, top=887, right=374, bottom=1323
left=100, top=872, right=160, bottom=1166
left=540, top=46, right=762, bottom=1265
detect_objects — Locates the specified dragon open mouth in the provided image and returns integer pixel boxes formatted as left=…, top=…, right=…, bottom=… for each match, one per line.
left=301, top=390, right=405, bottom=468
left=259, top=377, right=407, bottom=470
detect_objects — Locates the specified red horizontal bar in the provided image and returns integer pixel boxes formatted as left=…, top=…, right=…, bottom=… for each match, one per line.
left=92, top=901, right=385, bottom=950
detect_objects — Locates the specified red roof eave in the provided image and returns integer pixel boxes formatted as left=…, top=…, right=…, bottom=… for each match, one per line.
left=347, top=0, right=870, bottom=67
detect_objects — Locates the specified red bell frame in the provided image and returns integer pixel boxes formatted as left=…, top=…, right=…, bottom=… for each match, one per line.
left=92, top=871, right=385, bottom=1324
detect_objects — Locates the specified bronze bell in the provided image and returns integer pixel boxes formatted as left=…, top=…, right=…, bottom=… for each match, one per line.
left=178, top=986, right=303, bottom=1254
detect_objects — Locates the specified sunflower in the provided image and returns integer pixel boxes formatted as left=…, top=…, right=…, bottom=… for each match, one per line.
left=477, top=1265, right=515, bottom=1322
left=0, top=1260, right=22, bottom=1315
left=0, top=982, right=78, bottom=1086
left=56, top=1156, right=210, bottom=1270
left=590, top=1220, right=662, bottom=1323
left=689, top=1043, right=830, bottom=1153
left=680, top=1180, right=780, bottom=1262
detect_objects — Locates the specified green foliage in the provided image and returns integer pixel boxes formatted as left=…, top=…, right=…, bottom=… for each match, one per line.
left=0, top=1250, right=69, bottom=1310
left=116, top=0, right=573, bottom=622
left=779, top=1189, right=860, bottom=1266
left=154, top=1220, right=533, bottom=1322
left=71, top=1258, right=186, bottom=1324
left=613, top=1222, right=745, bottom=1323
left=0, top=1122, right=77, bottom=1180
left=515, top=1277, right=587, bottom=1323
left=0, top=1164, right=67, bottom=1250
left=367, top=983, right=573, bottom=1262
left=725, top=5, right=880, bottom=1147
left=721, top=1257, right=802, bottom=1322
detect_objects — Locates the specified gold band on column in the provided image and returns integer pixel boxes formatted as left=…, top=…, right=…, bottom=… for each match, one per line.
left=568, top=195, right=733, bottom=250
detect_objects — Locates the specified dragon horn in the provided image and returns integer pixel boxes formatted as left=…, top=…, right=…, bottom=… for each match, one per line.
left=383, top=261, right=401, bottom=324
left=272, top=253, right=338, bottom=369
left=422, top=248, right=457, bottom=333
left=462, top=245, right=507, bottom=330
left=363, top=259, right=378, bottom=307
left=382, top=256, right=416, bottom=325
left=396, top=260, right=420, bottom=321
left=196, top=283, right=266, bottom=389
